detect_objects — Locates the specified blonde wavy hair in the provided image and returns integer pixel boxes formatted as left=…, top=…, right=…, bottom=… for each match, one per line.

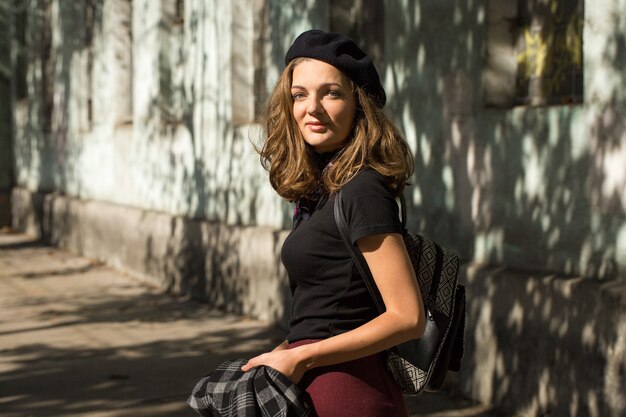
left=257, top=58, right=414, bottom=202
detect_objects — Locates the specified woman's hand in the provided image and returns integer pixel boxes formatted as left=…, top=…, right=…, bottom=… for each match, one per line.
left=241, top=348, right=308, bottom=384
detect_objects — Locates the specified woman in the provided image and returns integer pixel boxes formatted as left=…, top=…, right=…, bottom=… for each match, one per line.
left=243, top=30, right=426, bottom=417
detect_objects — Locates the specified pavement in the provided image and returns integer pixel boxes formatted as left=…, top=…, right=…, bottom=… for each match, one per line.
left=0, top=229, right=507, bottom=417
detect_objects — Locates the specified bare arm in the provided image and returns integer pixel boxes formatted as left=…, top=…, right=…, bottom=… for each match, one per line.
left=241, top=233, right=425, bottom=383
left=272, top=340, right=289, bottom=352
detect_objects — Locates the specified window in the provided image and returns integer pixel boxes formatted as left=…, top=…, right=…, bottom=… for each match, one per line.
left=484, top=0, right=583, bottom=107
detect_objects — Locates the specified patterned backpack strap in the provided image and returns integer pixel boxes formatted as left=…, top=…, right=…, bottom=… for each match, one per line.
left=399, top=195, right=440, bottom=309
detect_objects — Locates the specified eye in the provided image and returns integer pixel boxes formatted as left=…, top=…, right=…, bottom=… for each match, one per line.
left=291, top=92, right=306, bottom=101
left=327, top=90, right=341, bottom=98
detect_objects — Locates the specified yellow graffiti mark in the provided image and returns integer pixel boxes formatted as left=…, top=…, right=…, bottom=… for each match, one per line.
left=518, top=29, right=549, bottom=78
left=550, top=0, right=558, bottom=15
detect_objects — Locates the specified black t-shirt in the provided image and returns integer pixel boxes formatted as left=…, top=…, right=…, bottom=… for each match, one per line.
left=281, top=169, right=403, bottom=343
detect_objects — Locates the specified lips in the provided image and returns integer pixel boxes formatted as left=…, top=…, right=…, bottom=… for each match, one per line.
left=306, top=121, right=328, bottom=132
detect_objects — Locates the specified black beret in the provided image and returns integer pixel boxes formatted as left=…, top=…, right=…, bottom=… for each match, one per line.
left=285, top=29, right=386, bottom=108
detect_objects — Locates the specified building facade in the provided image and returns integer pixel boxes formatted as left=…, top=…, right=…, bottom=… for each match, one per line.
left=2, top=1, right=625, bottom=416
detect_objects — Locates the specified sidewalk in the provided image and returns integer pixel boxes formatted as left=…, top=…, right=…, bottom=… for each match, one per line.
left=0, top=230, right=504, bottom=417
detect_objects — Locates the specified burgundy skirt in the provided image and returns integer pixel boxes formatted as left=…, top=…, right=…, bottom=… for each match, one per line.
left=287, top=339, right=409, bottom=417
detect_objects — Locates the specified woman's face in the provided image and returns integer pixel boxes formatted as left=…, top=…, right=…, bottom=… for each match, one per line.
left=291, top=59, right=357, bottom=153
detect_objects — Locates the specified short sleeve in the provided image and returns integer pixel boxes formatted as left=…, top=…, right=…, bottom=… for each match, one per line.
left=341, top=170, right=403, bottom=244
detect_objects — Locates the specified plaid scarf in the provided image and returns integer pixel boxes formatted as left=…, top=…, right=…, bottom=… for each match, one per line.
left=188, top=359, right=312, bottom=417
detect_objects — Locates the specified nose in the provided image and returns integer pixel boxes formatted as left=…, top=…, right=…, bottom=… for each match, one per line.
left=306, top=95, right=324, bottom=115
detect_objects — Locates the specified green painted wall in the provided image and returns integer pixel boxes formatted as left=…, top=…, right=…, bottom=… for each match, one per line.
left=9, top=0, right=626, bottom=278
left=0, top=3, right=14, bottom=226
left=0, top=5, right=12, bottom=193
left=383, top=0, right=626, bottom=278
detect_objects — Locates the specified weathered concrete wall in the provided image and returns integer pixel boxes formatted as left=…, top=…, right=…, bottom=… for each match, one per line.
left=7, top=0, right=330, bottom=325
left=12, top=185, right=626, bottom=417
left=11, top=187, right=291, bottom=325
left=461, top=264, right=626, bottom=417
left=7, top=0, right=626, bottom=416
left=11, top=0, right=330, bottom=229
left=0, top=5, right=13, bottom=226
left=385, top=0, right=626, bottom=280
left=9, top=1, right=626, bottom=273
left=381, top=1, right=626, bottom=415
left=383, top=1, right=625, bottom=415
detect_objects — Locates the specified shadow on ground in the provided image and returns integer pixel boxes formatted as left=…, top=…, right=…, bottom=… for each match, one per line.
left=0, top=232, right=505, bottom=417
left=0, top=330, right=282, bottom=417
left=0, top=233, right=285, bottom=417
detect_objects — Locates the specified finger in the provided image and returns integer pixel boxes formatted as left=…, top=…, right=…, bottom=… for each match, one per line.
left=241, top=359, right=257, bottom=372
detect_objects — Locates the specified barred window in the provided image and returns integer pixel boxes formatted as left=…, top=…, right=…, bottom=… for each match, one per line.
left=484, top=0, right=583, bottom=107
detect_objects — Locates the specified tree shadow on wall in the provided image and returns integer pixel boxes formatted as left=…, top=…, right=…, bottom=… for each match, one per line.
left=384, top=1, right=626, bottom=416
left=10, top=1, right=101, bottom=245
left=134, top=1, right=325, bottom=329
left=140, top=213, right=292, bottom=329
left=13, top=0, right=94, bottom=195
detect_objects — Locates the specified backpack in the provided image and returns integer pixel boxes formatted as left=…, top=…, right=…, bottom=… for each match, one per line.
left=334, top=189, right=466, bottom=394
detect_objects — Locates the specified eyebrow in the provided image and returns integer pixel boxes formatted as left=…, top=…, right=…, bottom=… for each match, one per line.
left=291, top=82, right=343, bottom=90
